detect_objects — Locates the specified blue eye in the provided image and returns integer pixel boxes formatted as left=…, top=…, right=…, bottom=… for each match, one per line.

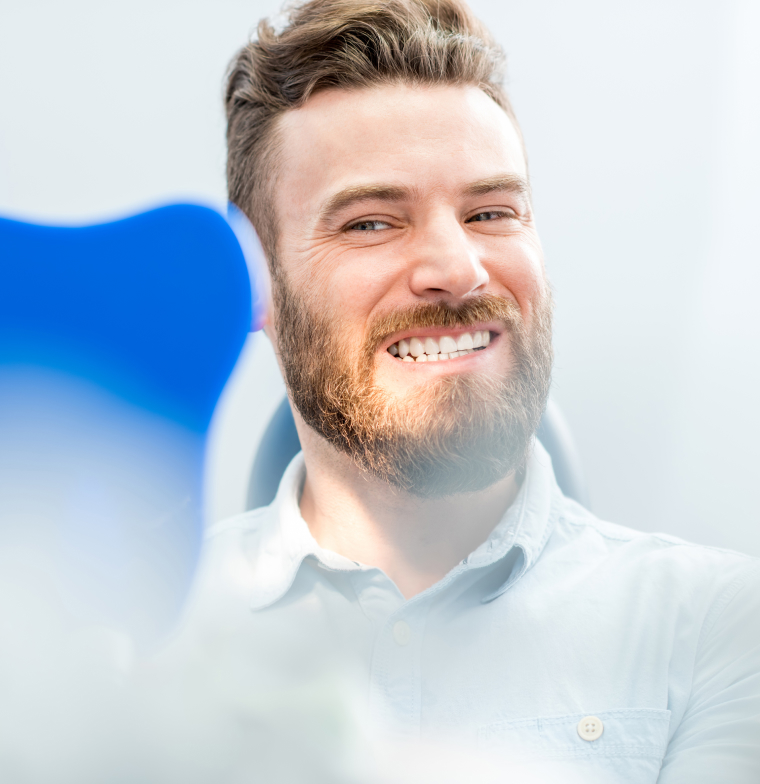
left=468, top=211, right=507, bottom=223
left=349, top=220, right=389, bottom=231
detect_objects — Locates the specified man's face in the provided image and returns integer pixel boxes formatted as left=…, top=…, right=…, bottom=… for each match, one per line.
left=268, top=83, right=552, bottom=497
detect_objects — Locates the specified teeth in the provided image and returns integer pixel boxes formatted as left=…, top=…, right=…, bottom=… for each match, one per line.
left=457, top=333, right=474, bottom=351
left=409, top=337, right=424, bottom=358
left=389, top=330, right=492, bottom=362
left=439, top=336, right=458, bottom=354
left=424, top=337, right=440, bottom=355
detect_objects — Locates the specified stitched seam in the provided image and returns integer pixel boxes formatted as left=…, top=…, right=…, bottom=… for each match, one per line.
left=206, top=507, right=270, bottom=539
left=413, top=608, right=431, bottom=740
left=558, top=514, right=641, bottom=542
left=497, top=746, right=666, bottom=759
left=482, top=708, right=670, bottom=732
left=697, top=561, right=760, bottom=646
left=560, top=513, right=760, bottom=563
left=670, top=561, right=760, bottom=737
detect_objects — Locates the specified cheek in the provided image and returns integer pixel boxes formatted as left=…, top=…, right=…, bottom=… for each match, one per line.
left=293, top=245, right=405, bottom=328
left=487, top=235, right=547, bottom=322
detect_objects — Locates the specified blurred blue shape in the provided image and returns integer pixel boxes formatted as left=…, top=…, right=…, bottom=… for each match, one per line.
left=0, top=204, right=255, bottom=646
left=0, top=204, right=252, bottom=431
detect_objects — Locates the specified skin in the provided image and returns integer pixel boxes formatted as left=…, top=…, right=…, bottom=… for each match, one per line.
left=264, top=83, right=548, bottom=599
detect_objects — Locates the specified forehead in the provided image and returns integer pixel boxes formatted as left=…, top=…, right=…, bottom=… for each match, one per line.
left=275, top=83, right=527, bottom=213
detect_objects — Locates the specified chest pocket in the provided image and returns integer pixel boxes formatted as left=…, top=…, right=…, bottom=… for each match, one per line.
left=478, top=709, right=670, bottom=767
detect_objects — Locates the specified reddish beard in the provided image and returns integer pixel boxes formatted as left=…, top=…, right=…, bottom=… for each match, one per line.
left=273, top=278, right=554, bottom=499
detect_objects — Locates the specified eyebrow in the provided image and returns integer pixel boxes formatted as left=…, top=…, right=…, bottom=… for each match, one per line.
left=317, top=173, right=531, bottom=226
left=318, top=184, right=411, bottom=225
left=464, top=174, right=531, bottom=200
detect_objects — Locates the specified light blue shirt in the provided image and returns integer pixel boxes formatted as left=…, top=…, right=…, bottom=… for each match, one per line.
left=182, top=441, right=760, bottom=782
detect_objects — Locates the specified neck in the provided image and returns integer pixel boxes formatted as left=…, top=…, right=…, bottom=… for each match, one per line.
left=297, top=423, right=521, bottom=600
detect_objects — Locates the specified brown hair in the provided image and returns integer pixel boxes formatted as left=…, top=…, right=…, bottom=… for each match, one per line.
left=225, top=0, right=518, bottom=265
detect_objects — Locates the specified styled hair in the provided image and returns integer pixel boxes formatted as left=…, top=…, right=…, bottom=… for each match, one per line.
left=225, top=0, right=517, bottom=265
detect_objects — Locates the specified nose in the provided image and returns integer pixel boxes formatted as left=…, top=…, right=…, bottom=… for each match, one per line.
left=407, top=213, right=489, bottom=300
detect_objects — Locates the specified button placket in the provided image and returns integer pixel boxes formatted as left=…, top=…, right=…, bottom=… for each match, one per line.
left=368, top=607, right=427, bottom=739
left=393, top=619, right=411, bottom=646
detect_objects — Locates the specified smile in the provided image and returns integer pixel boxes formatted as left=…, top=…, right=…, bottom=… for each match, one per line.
left=387, top=330, right=492, bottom=362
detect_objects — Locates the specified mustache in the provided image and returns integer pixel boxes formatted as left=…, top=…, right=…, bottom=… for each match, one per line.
left=365, top=294, right=524, bottom=350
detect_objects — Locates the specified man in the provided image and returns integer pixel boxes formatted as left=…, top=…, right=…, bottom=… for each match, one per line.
left=176, top=1, right=760, bottom=781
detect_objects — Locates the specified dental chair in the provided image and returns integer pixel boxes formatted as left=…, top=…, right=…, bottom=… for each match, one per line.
left=246, top=395, right=590, bottom=510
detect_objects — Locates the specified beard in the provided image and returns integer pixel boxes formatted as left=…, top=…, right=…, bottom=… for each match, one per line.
left=272, top=273, right=554, bottom=499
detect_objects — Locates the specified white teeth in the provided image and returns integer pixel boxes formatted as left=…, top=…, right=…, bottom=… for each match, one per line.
left=457, top=333, right=474, bottom=351
left=424, top=337, right=440, bottom=355
left=409, top=337, right=424, bottom=357
left=390, top=330, right=492, bottom=362
left=439, top=336, right=458, bottom=354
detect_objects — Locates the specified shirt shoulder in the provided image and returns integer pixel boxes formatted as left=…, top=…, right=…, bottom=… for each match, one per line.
left=559, top=493, right=755, bottom=560
left=188, top=506, right=276, bottom=609
left=549, top=494, right=760, bottom=615
left=206, top=505, right=273, bottom=540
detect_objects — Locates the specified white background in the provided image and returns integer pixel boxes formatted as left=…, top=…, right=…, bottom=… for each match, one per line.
left=1, top=0, right=758, bottom=555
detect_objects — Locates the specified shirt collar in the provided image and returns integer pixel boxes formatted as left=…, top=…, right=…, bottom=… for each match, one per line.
left=476, top=438, right=562, bottom=602
left=245, top=439, right=562, bottom=610
left=245, top=454, right=360, bottom=610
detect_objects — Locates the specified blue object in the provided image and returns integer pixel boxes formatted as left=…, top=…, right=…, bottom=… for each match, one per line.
left=0, top=204, right=253, bottom=431
left=0, top=204, right=256, bottom=645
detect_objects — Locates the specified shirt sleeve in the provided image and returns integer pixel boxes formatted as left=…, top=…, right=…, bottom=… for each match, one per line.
left=658, top=562, right=760, bottom=782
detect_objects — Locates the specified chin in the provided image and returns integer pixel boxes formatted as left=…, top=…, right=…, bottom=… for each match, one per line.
left=337, top=371, right=543, bottom=499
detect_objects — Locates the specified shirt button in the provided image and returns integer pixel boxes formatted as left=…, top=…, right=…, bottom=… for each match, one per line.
left=392, top=620, right=411, bottom=646
left=577, top=716, right=604, bottom=741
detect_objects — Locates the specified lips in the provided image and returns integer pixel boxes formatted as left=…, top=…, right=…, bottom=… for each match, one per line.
left=387, top=330, right=491, bottom=362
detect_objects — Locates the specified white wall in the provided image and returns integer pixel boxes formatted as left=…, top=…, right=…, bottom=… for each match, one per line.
left=1, top=0, right=758, bottom=555
left=476, top=0, right=760, bottom=556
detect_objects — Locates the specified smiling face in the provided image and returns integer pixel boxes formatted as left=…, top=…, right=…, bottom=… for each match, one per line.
left=267, top=82, right=553, bottom=497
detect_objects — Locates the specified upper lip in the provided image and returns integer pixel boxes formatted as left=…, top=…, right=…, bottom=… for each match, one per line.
left=381, top=323, right=502, bottom=351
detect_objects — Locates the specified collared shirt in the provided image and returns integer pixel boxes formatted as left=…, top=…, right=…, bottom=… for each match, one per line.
left=178, top=442, right=760, bottom=783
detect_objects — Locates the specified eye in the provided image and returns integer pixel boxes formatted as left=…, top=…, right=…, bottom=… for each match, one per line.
left=347, top=219, right=392, bottom=232
left=466, top=210, right=516, bottom=223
